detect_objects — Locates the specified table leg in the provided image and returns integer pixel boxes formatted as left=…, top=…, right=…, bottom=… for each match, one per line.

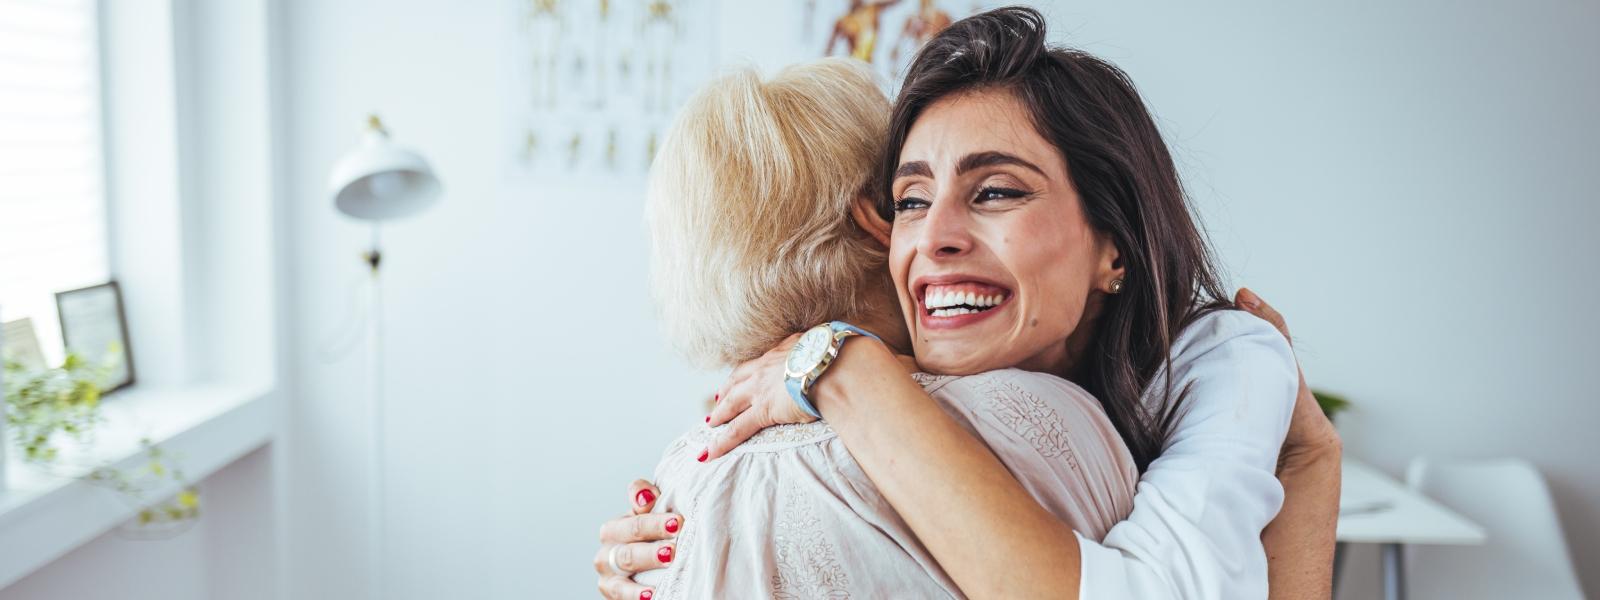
left=1332, top=542, right=1347, bottom=596
left=1382, top=542, right=1406, bottom=600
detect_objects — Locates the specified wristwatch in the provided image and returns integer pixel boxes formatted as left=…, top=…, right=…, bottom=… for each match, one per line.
left=784, top=321, right=881, bottom=419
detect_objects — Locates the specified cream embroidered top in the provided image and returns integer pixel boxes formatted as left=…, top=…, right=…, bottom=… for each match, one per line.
left=637, top=369, right=1138, bottom=599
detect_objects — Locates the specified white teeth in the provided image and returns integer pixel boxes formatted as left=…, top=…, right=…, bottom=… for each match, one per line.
left=927, top=290, right=961, bottom=309
left=926, top=288, right=1008, bottom=313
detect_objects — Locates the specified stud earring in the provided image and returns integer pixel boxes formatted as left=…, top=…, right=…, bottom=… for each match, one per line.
left=1109, top=279, right=1124, bottom=294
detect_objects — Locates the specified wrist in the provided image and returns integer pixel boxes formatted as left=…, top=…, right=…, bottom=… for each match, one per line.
left=810, top=334, right=894, bottom=417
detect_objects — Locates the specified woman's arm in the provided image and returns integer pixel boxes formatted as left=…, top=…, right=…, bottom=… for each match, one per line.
left=1238, top=289, right=1342, bottom=600
left=813, top=340, right=1088, bottom=598
left=706, top=336, right=1090, bottom=598
left=707, top=311, right=1300, bottom=599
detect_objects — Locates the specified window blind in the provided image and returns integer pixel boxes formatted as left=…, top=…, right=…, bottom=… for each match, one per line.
left=0, top=0, right=110, bottom=366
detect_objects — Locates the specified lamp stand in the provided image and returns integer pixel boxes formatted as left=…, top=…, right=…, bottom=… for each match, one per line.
left=365, top=223, right=386, bottom=600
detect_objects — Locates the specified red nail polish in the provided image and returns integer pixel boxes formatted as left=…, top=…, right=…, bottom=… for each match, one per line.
left=714, top=393, right=720, bottom=403
left=639, top=590, right=653, bottom=600
left=704, top=415, right=710, bottom=424
left=635, top=489, right=655, bottom=507
left=697, top=449, right=708, bottom=463
left=664, top=517, right=679, bottom=533
left=656, top=545, right=674, bottom=564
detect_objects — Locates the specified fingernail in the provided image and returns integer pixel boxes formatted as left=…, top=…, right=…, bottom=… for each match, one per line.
left=656, top=545, right=674, bottom=564
left=639, top=590, right=653, bottom=600
left=664, top=517, right=680, bottom=533
left=635, top=489, right=655, bottom=507
left=714, top=393, right=720, bottom=403
left=697, top=449, right=709, bottom=463
left=704, top=415, right=710, bottom=424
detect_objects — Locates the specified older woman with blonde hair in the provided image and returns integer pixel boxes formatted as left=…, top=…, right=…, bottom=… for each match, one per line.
left=620, top=57, right=1139, bottom=599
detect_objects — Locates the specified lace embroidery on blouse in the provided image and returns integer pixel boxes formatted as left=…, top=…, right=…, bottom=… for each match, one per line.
left=771, top=484, right=851, bottom=599
left=681, top=421, right=838, bottom=454
left=978, top=374, right=1080, bottom=471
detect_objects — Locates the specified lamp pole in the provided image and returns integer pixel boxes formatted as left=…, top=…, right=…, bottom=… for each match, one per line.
left=366, top=223, right=385, bottom=600
left=326, top=115, right=439, bottom=600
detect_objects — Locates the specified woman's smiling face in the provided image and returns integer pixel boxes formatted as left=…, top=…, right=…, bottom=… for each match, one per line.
left=889, top=88, right=1120, bottom=375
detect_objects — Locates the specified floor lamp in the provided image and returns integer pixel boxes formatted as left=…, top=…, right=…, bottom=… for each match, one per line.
left=326, top=115, right=441, bottom=600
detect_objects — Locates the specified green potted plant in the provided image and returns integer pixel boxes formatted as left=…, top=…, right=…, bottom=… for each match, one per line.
left=4, top=352, right=200, bottom=534
left=1312, top=388, right=1352, bottom=422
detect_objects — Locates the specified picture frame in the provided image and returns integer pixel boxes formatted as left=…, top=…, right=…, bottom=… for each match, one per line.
left=2, top=316, right=48, bottom=372
left=55, top=281, right=136, bottom=394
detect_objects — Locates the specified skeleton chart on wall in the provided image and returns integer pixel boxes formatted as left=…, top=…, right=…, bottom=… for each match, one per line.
left=517, top=0, right=712, bottom=175
left=812, top=0, right=970, bottom=87
left=513, top=0, right=981, bottom=176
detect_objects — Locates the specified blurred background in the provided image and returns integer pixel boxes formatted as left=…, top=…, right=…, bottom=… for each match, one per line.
left=0, top=0, right=1595, bottom=598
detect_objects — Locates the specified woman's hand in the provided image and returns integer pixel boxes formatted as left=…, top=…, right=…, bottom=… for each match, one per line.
left=703, top=332, right=817, bottom=460
left=1235, top=288, right=1342, bottom=600
left=593, top=479, right=681, bottom=600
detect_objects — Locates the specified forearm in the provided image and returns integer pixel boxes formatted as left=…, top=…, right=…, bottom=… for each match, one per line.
left=1263, top=382, right=1342, bottom=600
left=814, top=340, right=1082, bottom=599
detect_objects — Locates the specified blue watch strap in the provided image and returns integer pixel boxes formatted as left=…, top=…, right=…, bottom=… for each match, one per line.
left=829, top=321, right=880, bottom=341
left=786, top=376, right=822, bottom=419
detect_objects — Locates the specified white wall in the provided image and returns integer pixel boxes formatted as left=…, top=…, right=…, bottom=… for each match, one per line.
left=276, top=0, right=712, bottom=597
left=274, top=0, right=1600, bottom=598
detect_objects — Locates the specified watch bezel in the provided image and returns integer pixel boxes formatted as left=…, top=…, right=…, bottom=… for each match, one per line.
left=785, top=323, right=837, bottom=381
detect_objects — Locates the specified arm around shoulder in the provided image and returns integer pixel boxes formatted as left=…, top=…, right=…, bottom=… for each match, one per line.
left=1077, top=310, right=1300, bottom=599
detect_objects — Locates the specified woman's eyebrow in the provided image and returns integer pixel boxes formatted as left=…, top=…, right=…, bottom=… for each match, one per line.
left=957, top=151, right=1046, bottom=176
left=894, top=160, right=933, bottom=180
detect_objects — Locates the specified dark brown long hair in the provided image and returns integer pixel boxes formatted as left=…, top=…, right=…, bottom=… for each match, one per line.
left=878, top=6, right=1233, bottom=472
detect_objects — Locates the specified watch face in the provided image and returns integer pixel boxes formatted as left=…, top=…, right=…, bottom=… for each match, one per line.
left=786, top=326, right=833, bottom=376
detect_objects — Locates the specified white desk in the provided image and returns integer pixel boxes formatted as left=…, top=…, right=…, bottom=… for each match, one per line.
left=1336, top=459, right=1487, bottom=600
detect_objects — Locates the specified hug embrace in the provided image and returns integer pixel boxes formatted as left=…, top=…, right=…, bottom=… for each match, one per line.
left=595, top=6, right=1342, bottom=600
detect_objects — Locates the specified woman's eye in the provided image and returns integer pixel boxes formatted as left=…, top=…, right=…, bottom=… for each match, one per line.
left=976, top=187, right=1027, bottom=203
left=893, top=197, right=930, bottom=212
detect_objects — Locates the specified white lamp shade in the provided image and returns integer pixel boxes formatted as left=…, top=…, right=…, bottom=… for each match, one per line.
left=327, top=127, right=441, bottom=221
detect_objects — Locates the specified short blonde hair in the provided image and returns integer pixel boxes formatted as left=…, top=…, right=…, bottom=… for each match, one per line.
left=647, top=58, right=891, bottom=367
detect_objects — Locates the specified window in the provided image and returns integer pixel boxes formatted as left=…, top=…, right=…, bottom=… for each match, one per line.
left=0, top=0, right=109, bottom=367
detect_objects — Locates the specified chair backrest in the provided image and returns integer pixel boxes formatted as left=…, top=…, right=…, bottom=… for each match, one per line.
left=1405, top=457, right=1587, bottom=600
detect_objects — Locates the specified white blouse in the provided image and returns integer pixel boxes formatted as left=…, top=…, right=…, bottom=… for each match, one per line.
left=1075, top=310, right=1299, bottom=599
left=640, top=369, right=1140, bottom=599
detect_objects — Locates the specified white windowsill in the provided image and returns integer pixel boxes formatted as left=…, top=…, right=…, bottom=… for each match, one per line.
left=0, top=381, right=278, bottom=589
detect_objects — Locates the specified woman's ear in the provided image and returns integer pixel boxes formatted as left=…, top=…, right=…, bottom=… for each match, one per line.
left=1099, top=239, right=1127, bottom=293
left=851, top=194, right=892, bottom=249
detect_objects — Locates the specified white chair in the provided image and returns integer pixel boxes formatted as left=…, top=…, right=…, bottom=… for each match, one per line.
left=1404, top=457, right=1587, bottom=600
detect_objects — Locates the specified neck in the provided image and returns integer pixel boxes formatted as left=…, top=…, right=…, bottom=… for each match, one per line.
left=846, top=280, right=915, bottom=363
left=1042, top=292, right=1107, bottom=382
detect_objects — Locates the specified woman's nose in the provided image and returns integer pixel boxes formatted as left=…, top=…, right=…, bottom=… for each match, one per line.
left=918, top=197, right=975, bottom=258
